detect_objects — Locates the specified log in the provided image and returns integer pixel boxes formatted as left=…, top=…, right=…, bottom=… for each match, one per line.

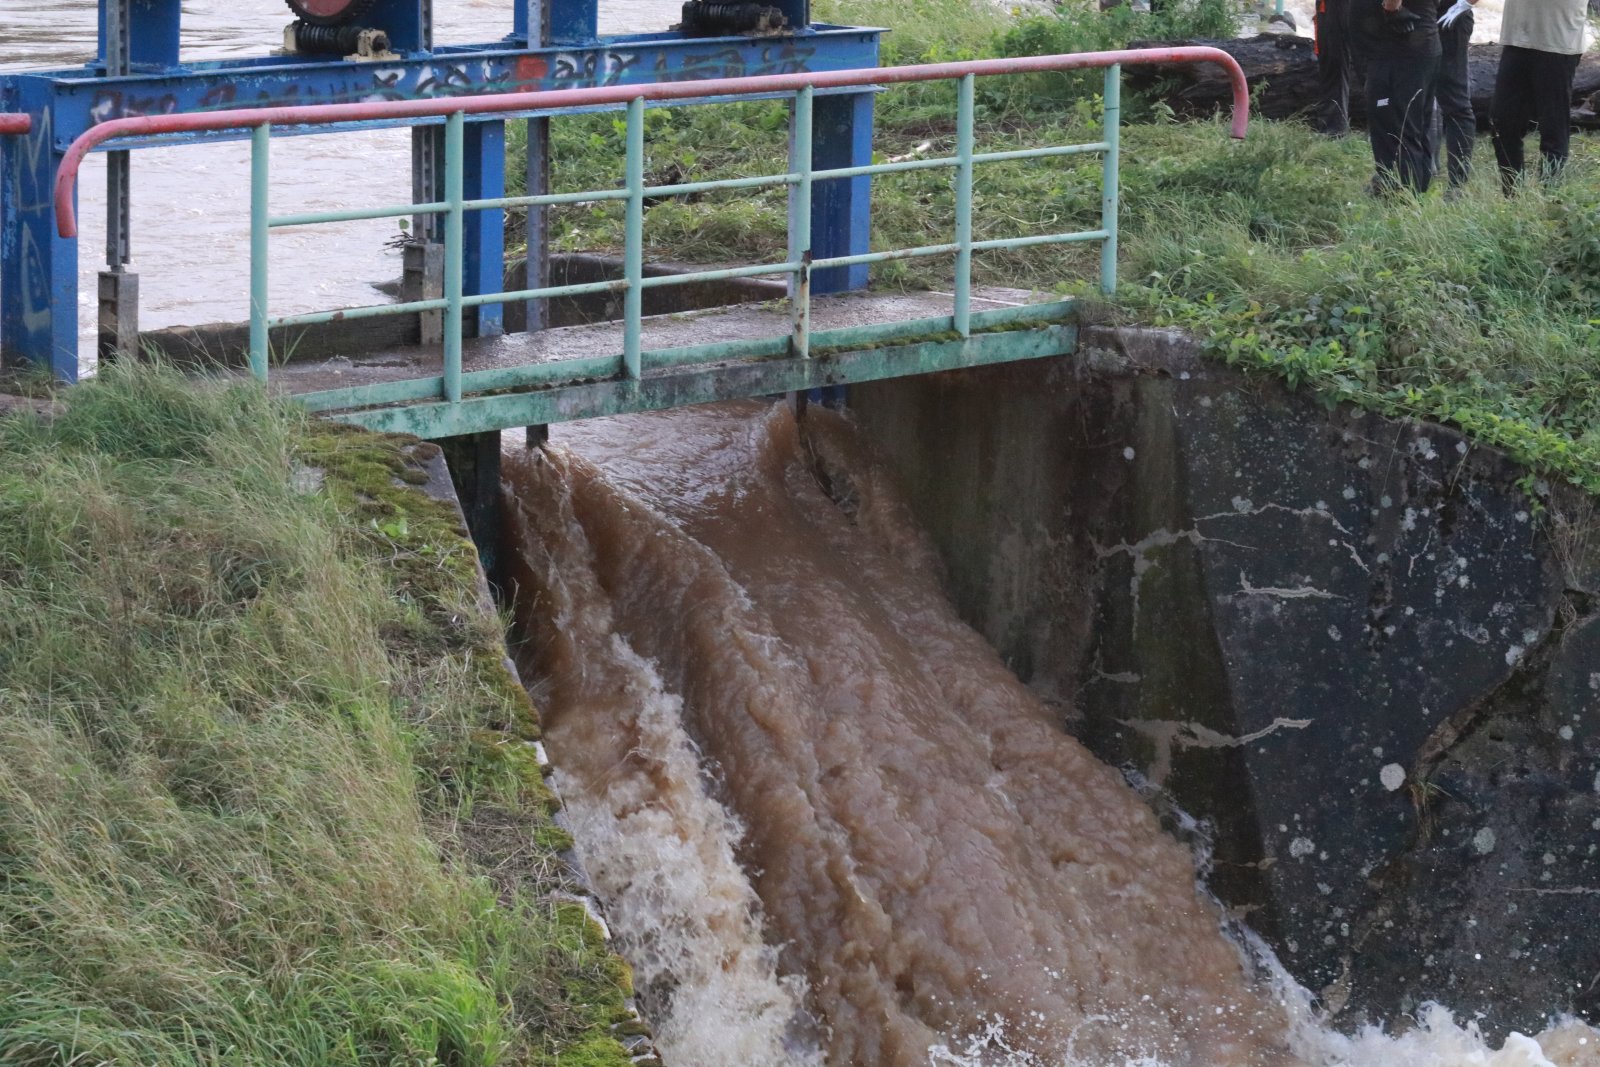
left=1126, top=35, right=1600, bottom=129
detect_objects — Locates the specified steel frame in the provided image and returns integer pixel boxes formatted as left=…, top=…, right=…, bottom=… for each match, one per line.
left=2, top=19, right=882, bottom=379
left=50, top=47, right=1248, bottom=438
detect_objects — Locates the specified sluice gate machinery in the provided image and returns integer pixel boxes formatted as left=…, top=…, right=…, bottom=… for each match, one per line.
left=0, top=0, right=881, bottom=379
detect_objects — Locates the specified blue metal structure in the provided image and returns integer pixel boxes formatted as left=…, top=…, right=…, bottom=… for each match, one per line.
left=0, top=0, right=880, bottom=379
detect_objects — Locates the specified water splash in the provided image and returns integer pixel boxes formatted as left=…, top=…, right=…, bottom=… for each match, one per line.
left=502, top=402, right=1598, bottom=1067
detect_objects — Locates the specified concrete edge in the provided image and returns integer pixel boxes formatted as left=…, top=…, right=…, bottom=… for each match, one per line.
left=408, top=445, right=665, bottom=1066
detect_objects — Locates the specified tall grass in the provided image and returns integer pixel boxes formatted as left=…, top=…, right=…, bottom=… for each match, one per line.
left=0, top=364, right=631, bottom=1066
left=1119, top=124, right=1600, bottom=492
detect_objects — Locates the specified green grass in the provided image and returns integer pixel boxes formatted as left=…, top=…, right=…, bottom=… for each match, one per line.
left=505, top=0, right=1600, bottom=494
left=0, top=363, right=634, bottom=1066
left=1118, top=123, right=1600, bottom=495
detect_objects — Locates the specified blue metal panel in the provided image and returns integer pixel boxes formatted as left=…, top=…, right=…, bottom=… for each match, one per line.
left=463, top=120, right=507, bottom=337
left=810, top=87, right=874, bottom=293
left=368, top=0, right=433, bottom=54
left=0, top=78, right=80, bottom=381
left=100, top=0, right=182, bottom=72
left=513, top=0, right=598, bottom=45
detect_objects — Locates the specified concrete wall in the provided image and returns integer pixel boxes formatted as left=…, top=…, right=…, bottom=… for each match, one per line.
left=848, top=326, right=1600, bottom=1034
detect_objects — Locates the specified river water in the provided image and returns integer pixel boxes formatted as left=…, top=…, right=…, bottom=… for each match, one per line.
left=504, top=402, right=1600, bottom=1067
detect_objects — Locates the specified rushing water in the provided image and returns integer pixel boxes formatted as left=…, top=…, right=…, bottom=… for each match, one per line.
left=504, top=402, right=1600, bottom=1067
left=0, top=0, right=682, bottom=372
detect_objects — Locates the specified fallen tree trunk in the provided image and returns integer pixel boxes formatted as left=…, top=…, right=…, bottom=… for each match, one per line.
left=1126, top=35, right=1600, bottom=129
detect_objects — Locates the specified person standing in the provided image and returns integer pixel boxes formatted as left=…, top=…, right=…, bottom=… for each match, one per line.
left=1315, top=0, right=1356, bottom=135
left=1433, top=0, right=1478, bottom=189
left=1356, top=0, right=1443, bottom=192
left=1490, top=0, right=1589, bottom=186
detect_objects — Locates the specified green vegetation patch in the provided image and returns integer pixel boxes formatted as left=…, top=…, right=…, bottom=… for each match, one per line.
left=0, top=363, right=633, bottom=1066
left=507, top=0, right=1600, bottom=494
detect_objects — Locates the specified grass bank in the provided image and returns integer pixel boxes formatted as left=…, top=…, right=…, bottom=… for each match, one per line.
left=0, top=364, right=636, bottom=1066
left=512, top=0, right=1600, bottom=494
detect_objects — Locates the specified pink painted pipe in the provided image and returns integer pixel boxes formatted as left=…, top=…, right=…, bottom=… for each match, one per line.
left=0, top=114, right=32, bottom=136
left=55, top=47, right=1249, bottom=239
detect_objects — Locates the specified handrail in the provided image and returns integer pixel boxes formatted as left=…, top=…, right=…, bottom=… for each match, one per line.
left=0, top=114, right=31, bottom=136
left=47, top=48, right=1249, bottom=431
left=55, top=48, right=1249, bottom=239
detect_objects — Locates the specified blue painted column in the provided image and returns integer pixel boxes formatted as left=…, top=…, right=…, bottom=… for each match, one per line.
left=416, top=118, right=506, bottom=340
left=1, top=80, right=80, bottom=381
left=463, top=120, right=506, bottom=338
left=99, top=0, right=181, bottom=70
left=810, top=89, right=875, bottom=294
left=367, top=0, right=432, bottom=52
left=516, top=0, right=596, bottom=45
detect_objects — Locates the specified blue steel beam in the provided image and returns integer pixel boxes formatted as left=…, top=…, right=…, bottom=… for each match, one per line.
left=810, top=88, right=872, bottom=294
left=28, top=30, right=879, bottom=140
left=99, top=0, right=181, bottom=72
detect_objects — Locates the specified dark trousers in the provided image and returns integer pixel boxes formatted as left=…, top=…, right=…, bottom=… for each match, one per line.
left=1314, top=0, right=1354, bottom=134
left=1490, top=44, right=1582, bottom=186
left=1367, top=53, right=1441, bottom=193
left=1431, top=13, right=1475, bottom=186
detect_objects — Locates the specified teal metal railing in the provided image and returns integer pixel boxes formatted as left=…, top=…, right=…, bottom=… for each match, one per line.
left=54, top=50, right=1249, bottom=429
left=256, top=70, right=1119, bottom=405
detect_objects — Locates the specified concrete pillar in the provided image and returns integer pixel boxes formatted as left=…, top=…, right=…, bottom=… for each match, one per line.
left=438, top=431, right=503, bottom=590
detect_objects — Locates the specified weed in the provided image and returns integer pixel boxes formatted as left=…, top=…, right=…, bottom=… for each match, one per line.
left=0, top=362, right=632, bottom=1066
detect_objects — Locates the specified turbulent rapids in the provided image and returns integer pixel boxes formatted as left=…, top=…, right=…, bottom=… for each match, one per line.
left=502, top=401, right=1599, bottom=1067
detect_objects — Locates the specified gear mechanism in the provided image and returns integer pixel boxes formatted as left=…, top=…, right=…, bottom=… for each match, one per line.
left=284, top=0, right=378, bottom=27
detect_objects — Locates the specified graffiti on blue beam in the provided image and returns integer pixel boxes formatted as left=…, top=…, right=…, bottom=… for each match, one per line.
left=18, top=30, right=880, bottom=138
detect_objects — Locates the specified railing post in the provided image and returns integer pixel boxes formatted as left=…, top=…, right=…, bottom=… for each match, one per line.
left=249, top=123, right=271, bottom=381
left=1100, top=64, right=1121, bottom=297
left=954, top=73, right=976, bottom=339
left=789, top=85, right=814, bottom=360
left=444, top=110, right=465, bottom=403
left=624, top=96, right=645, bottom=381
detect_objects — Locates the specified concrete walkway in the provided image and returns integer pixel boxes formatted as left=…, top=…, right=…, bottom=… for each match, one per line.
left=267, top=287, right=1053, bottom=398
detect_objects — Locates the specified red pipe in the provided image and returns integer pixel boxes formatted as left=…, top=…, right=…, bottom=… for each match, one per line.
left=55, top=48, right=1249, bottom=239
left=0, top=114, right=32, bottom=136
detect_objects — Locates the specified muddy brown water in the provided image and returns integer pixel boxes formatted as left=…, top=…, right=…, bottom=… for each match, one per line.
left=504, top=401, right=1600, bottom=1067
left=504, top=401, right=1297, bottom=1066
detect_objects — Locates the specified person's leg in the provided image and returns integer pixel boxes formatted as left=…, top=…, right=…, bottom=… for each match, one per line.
left=1490, top=45, right=1535, bottom=189
left=1530, top=49, right=1581, bottom=178
left=1396, top=54, right=1441, bottom=192
left=1368, top=58, right=1404, bottom=192
left=1314, top=0, right=1352, bottom=135
left=1436, top=13, right=1475, bottom=187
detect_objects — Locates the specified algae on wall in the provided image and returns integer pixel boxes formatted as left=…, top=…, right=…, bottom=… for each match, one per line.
left=0, top=363, right=641, bottom=1067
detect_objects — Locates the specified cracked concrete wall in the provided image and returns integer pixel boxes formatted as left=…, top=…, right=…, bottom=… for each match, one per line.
left=847, top=326, right=1600, bottom=1036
